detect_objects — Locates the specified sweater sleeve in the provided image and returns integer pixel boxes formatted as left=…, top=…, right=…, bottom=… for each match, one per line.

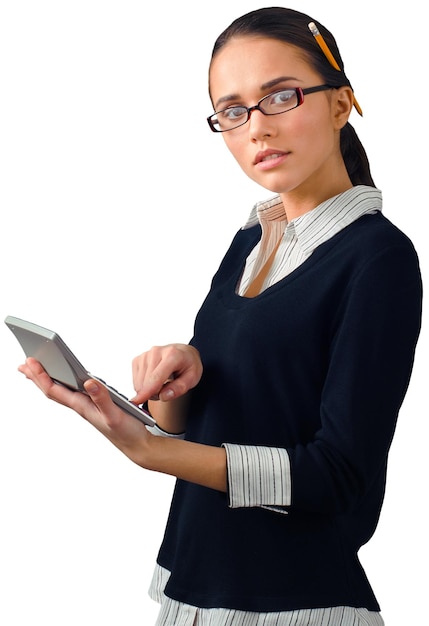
left=288, top=241, right=422, bottom=514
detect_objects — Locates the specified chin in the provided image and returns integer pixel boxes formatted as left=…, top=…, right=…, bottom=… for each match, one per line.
left=248, top=171, right=299, bottom=195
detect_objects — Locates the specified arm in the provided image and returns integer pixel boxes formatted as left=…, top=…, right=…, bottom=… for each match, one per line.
left=131, top=345, right=292, bottom=509
left=18, top=357, right=227, bottom=492
left=287, top=242, right=422, bottom=513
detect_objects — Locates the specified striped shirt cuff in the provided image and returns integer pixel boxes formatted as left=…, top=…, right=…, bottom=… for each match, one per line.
left=223, top=443, right=292, bottom=512
left=145, top=424, right=185, bottom=439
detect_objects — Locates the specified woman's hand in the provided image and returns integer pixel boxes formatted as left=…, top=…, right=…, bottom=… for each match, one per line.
left=131, top=343, right=203, bottom=406
left=17, top=356, right=227, bottom=492
left=18, top=357, right=151, bottom=466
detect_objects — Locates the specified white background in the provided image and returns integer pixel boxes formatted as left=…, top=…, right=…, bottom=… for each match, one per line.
left=0, top=1, right=427, bottom=624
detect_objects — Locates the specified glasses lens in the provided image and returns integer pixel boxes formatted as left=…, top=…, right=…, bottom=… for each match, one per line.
left=259, top=89, right=299, bottom=115
left=208, top=88, right=300, bottom=132
left=210, top=105, right=248, bottom=132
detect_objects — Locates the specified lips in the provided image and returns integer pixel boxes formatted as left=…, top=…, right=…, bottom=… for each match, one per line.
left=254, top=149, right=289, bottom=170
left=254, top=149, right=288, bottom=164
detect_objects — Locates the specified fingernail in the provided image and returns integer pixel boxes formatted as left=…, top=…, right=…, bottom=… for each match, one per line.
left=161, top=389, right=175, bottom=401
left=86, top=382, right=99, bottom=394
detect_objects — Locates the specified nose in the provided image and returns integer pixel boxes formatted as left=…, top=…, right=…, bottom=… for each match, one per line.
left=247, top=108, right=276, bottom=142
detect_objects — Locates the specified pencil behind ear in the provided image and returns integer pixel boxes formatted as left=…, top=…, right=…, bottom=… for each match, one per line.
left=308, top=21, right=363, bottom=116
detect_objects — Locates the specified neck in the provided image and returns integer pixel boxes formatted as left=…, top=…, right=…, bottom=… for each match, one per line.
left=279, top=164, right=353, bottom=222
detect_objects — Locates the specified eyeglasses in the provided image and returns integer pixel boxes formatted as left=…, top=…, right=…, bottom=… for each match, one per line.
left=207, top=84, right=333, bottom=133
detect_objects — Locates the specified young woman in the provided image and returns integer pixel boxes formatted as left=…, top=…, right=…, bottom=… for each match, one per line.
left=19, top=7, right=422, bottom=626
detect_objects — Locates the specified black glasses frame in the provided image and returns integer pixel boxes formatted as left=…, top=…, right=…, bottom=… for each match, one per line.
left=207, top=84, right=333, bottom=133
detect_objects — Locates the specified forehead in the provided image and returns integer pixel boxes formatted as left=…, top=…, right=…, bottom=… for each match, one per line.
left=209, top=36, right=317, bottom=98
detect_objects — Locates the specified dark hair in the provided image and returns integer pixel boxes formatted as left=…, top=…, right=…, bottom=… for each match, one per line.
left=210, top=7, right=375, bottom=187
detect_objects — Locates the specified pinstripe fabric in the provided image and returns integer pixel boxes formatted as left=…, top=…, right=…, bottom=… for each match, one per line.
left=238, top=186, right=381, bottom=296
left=223, top=444, right=291, bottom=513
left=149, top=187, right=384, bottom=625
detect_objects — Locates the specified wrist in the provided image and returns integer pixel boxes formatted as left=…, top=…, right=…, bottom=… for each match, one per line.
left=137, top=433, right=227, bottom=493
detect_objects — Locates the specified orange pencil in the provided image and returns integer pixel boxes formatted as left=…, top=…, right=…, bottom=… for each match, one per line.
left=308, top=22, right=363, bottom=116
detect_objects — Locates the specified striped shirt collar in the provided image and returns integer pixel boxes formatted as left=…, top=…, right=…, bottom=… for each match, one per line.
left=242, top=185, right=382, bottom=255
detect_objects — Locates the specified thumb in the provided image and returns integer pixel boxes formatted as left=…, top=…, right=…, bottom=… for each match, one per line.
left=83, top=379, right=114, bottom=409
left=82, top=379, right=123, bottom=426
left=84, top=379, right=103, bottom=396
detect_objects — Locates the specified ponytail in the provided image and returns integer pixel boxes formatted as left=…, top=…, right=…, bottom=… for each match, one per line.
left=341, top=123, right=375, bottom=187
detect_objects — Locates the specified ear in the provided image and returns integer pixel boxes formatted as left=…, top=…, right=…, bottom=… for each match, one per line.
left=332, top=86, right=353, bottom=130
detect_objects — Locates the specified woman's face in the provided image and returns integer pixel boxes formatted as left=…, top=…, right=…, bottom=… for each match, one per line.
left=209, top=36, right=352, bottom=207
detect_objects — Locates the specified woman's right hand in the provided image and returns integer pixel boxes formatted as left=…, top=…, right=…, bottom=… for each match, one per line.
left=130, top=343, right=203, bottom=407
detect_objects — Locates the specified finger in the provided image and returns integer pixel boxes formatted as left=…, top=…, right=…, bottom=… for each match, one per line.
left=18, top=358, right=90, bottom=410
left=131, top=351, right=178, bottom=402
left=148, top=375, right=176, bottom=400
left=18, top=357, right=66, bottom=397
left=132, top=369, right=195, bottom=405
left=132, top=348, right=176, bottom=395
left=131, top=344, right=202, bottom=405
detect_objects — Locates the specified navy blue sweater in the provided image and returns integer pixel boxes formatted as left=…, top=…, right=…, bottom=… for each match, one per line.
left=156, top=212, right=422, bottom=612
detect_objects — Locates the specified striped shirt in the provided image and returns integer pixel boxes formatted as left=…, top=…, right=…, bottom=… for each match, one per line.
left=149, top=186, right=384, bottom=626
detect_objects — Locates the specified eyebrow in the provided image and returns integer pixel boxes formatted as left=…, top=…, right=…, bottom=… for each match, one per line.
left=214, top=76, right=300, bottom=109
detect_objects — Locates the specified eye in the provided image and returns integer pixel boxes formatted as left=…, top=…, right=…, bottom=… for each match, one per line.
left=219, top=106, right=248, bottom=121
left=268, top=89, right=296, bottom=106
left=259, top=89, right=299, bottom=115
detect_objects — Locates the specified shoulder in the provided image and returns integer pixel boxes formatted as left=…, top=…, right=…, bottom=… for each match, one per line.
left=336, top=212, right=419, bottom=263
left=314, top=212, right=422, bottom=300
